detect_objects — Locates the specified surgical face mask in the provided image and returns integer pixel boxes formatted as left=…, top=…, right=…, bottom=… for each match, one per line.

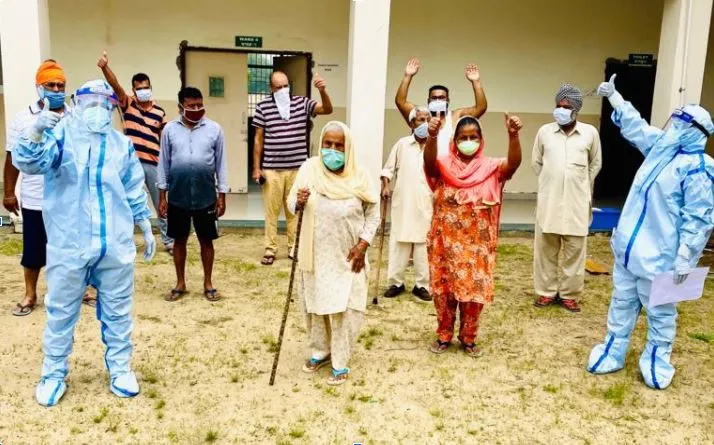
left=413, top=122, right=429, bottom=139
left=83, top=106, right=112, bottom=133
left=428, top=100, right=448, bottom=117
left=456, top=140, right=480, bottom=156
left=38, top=87, right=66, bottom=109
left=321, top=148, right=345, bottom=171
left=135, top=88, right=153, bottom=102
left=553, top=107, right=574, bottom=126
left=182, top=106, right=205, bottom=123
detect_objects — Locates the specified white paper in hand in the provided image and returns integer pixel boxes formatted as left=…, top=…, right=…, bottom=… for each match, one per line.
left=649, top=267, right=710, bottom=308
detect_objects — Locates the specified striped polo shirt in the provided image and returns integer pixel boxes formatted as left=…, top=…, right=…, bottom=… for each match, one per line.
left=121, top=96, right=167, bottom=165
left=252, top=95, right=317, bottom=170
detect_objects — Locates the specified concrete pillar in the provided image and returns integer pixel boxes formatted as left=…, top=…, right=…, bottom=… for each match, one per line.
left=652, top=0, right=713, bottom=126
left=345, top=0, right=391, bottom=191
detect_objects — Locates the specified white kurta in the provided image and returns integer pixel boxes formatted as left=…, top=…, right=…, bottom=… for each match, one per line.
left=532, top=121, right=603, bottom=237
left=381, top=135, right=434, bottom=243
left=292, top=194, right=380, bottom=315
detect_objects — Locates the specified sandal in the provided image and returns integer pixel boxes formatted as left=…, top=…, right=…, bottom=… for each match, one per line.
left=429, top=340, right=450, bottom=354
left=302, top=355, right=331, bottom=373
left=82, top=293, right=97, bottom=308
left=204, top=289, right=221, bottom=302
left=165, top=288, right=188, bottom=302
left=12, top=302, right=35, bottom=316
left=261, top=254, right=275, bottom=266
left=327, top=368, right=349, bottom=386
left=463, top=343, right=483, bottom=358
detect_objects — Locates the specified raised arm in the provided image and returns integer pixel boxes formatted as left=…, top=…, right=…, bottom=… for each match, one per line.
left=454, top=64, right=488, bottom=119
left=598, top=74, right=662, bottom=157
left=423, top=117, right=442, bottom=178
left=312, top=73, right=333, bottom=115
left=502, top=113, right=523, bottom=179
left=395, top=58, right=421, bottom=124
left=97, top=51, right=129, bottom=110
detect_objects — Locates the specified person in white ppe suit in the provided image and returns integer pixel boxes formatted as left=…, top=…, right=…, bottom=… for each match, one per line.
left=13, top=79, right=156, bottom=406
left=588, top=74, right=714, bottom=389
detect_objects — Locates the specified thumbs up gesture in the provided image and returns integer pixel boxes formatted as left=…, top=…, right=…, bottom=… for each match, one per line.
left=505, top=112, right=523, bottom=135
left=97, top=50, right=109, bottom=69
left=313, top=72, right=327, bottom=91
left=597, top=74, right=617, bottom=98
left=29, top=99, right=62, bottom=142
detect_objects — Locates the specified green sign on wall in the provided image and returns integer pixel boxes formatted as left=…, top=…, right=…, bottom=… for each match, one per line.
left=235, top=36, right=263, bottom=48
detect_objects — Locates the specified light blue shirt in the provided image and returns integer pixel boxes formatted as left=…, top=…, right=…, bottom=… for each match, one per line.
left=158, top=117, right=229, bottom=210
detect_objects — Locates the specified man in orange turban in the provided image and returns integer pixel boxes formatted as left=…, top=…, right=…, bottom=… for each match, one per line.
left=3, top=59, right=96, bottom=317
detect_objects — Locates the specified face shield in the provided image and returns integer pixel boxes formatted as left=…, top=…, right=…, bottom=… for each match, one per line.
left=664, top=108, right=712, bottom=137
left=73, top=81, right=119, bottom=133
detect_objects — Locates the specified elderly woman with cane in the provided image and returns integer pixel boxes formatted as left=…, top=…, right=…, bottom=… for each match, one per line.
left=424, top=113, right=523, bottom=357
left=287, top=121, right=380, bottom=385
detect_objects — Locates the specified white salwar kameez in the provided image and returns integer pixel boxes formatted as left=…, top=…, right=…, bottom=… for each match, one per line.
left=287, top=193, right=380, bottom=370
left=381, top=135, right=434, bottom=290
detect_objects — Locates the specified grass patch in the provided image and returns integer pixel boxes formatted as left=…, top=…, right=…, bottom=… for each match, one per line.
left=0, top=238, right=22, bottom=256
left=288, top=425, right=306, bottom=438
left=429, top=407, right=443, bottom=418
left=262, top=335, right=278, bottom=353
left=345, top=405, right=355, bottom=414
left=137, top=314, right=162, bottom=323
left=543, top=384, right=559, bottom=394
left=688, top=332, right=714, bottom=343
left=155, top=399, right=166, bottom=410
left=357, top=395, right=373, bottom=403
left=230, top=374, right=239, bottom=383
left=92, top=407, right=109, bottom=424
left=603, top=382, right=628, bottom=405
left=205, top=430, right=219, bottom=442
left=198, top=316, right=234, bottom=326
left=229, top=259, right=257, bottom=273
left=146, top=389, right=158, bottom=399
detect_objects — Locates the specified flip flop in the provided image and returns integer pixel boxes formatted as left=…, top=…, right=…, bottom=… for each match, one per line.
left=12, top=302, right=35, bottom=316
left=204, top=289, right=221, bottom=302
left=82, top=297, right=97, bottom=308
left=165, top=288, right=188, bottom=302
left=261, top=254, right=275, bottom=266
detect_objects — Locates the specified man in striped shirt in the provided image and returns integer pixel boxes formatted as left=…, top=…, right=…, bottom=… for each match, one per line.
left=98, top=51, right=173, bottom=252
left=252, top=71, right=333, bottom=265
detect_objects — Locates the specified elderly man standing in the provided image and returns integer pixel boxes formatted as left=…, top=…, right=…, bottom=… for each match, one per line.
left=380, top=106, right=433, bottom=302
left=531, top=84, right=602, bottom=312
left=252, top=71, right=333, bottom=266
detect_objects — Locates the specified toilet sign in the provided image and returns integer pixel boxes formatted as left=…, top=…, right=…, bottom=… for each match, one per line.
left=628, top=53, right=654, bottom=67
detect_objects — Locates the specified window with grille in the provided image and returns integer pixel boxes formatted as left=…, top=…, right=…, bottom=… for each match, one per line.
left=248, top=53, right=275, bottom=116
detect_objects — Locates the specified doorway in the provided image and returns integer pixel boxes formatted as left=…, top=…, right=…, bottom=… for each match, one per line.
left=179, top=44, right=312, bottom=194
left=594, top=57, right=658, bottom=204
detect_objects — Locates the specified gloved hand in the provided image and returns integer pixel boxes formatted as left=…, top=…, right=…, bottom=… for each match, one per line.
left=29, top=99, right=62, bottom=142
left=673, top=247, right=691, bottom=285
left=137, top=219, right=156, bottom=262
left=597, top=74, right=625, bottom=109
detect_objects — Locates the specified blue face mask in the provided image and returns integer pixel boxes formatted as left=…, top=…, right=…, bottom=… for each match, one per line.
left=413, top=122, right=429, bottom=139
left=321, top=148, right=345, bottom=171
left=38, top=88, right=66, bottom=109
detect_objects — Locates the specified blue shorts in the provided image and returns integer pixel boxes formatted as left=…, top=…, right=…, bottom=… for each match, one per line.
left=21, top=207, right=47, bottom=269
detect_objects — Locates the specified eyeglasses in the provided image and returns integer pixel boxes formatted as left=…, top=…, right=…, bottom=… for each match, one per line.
left=43, top=82, right=66, bottom=89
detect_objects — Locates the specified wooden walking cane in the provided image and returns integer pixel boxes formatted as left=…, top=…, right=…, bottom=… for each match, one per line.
left=371, top=198, right=389, bottom=305
left=269, top=209, right=305, bottom=386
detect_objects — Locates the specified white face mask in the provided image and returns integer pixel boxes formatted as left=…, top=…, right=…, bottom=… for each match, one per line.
left=83, top=106, right=112, bottom=133
left=273, top=87, right=291, bottom=120
left=428, top=100, right=448, bottom=115
left=413, top=122, right=429, bottom=139
left=553, top=107, right=574, bottom=126
left=136, top=88, right=153, bottom=102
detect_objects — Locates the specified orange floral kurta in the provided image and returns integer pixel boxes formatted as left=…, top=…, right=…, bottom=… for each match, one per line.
left=427, top=177, right=505, bottom=305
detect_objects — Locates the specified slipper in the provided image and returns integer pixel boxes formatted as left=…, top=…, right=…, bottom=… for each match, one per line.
left=261, top=254, right=275, bottom=266
left=82, top=298, right=97, bottom=308
left=165, top=288, right=188, bottom=302
left=204, top=289, right=221, bottom=302
left=462, top=343, right=483, bottom=358
left=12, top=302, right=35, bottom=316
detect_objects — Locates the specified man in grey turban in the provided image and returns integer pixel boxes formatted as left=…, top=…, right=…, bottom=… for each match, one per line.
left=530, top=83, right=602, bottom=313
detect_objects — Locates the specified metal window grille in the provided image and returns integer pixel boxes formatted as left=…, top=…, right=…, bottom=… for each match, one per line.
left=248, top=53, right=275, bottom=116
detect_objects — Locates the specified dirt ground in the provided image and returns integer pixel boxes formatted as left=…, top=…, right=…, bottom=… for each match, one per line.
left=0, top=228, right=712, bottom=445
